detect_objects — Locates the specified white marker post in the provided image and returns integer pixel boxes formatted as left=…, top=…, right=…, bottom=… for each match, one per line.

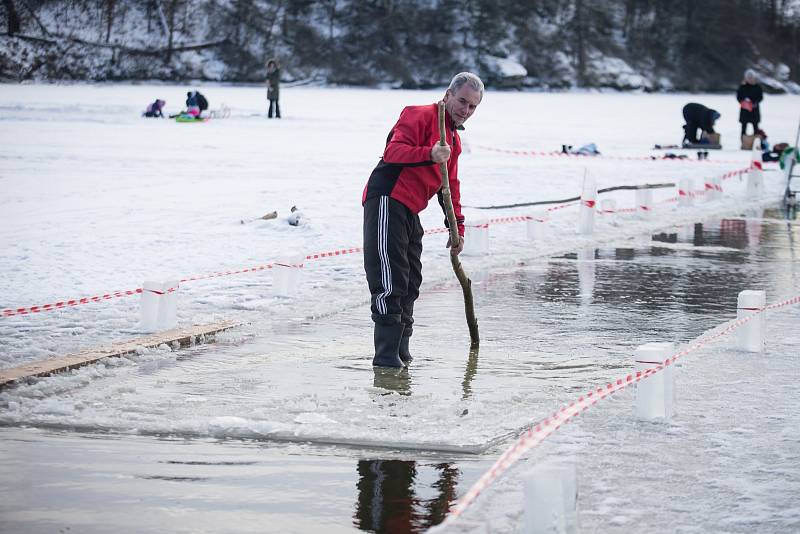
left=158, top=279, right=179, bottom=330
left=522, top=462, right=579, bottom=534
left=704, top=177, right=715, bottom=202
left=140, top=281, right=162, bottom=331
left=746, top=138, right=764, bottom=199
left=737, top=290, right=766, bottom=352
left=273, top=256, right=304, bottom=297
left=463, top=223, right=489, bottom=256
left=578, top=174, right=596, bottom=235
left=635, top=188, right=653, bottom=218
left=634, top=342, right=675, bottom=421
left=140, top=280, right=179, bottom=331
left=600, top=199, right=618, bottom=226
left=712, top=176, right=723, bottom=199
left=599, top=198, right=616, bottom=213
left=526, top=214, right=547, bottom=241
left=677, top=178, right=694, bottom=207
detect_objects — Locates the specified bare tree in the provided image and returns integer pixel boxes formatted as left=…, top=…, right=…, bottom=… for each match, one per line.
left=2, top=0, right=21, bottom=35
left=573, top=0, right=586, bottom=86
left=165, top=0, right=181, bottom=63
left=105, top=0, right=116, bottom=42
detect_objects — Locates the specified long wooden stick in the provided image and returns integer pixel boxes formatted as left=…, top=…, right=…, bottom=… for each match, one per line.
left=438, top=101, right=479, bottom=346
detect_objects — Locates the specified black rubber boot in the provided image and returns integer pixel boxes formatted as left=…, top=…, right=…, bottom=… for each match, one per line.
left=372, top=323, right=405, bottom=368
left=399, top=335, right=413, bottom=364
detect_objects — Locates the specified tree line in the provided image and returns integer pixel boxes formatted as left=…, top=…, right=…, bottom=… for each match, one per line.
left=1, top=0, right=798, bottom=91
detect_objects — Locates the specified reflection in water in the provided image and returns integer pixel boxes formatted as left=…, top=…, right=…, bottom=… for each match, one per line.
left=577, top=246, right=596, bottom=305
left=354, top=459, right=458, bottom=534
left=461, top=346, right=480, bottom=401
left=692, top=220, right=749, bottom=250
left=652, top=231, right=678, bottom=244
left=537, top=259, right=580, bottom=301
left=523, top=215, right=777, bottom=318
left=720, top=219, right=749, bottom=249
left=744, top=208, right=763, bottom=252
left=613, top=247, right=636, bottom=261
left=372, top=367, right=411, bottom=396
left=692, top=222, right=704, bottom=247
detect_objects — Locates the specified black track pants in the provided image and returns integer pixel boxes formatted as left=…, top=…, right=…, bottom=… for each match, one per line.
left=363, top=196, right=423, bottom=335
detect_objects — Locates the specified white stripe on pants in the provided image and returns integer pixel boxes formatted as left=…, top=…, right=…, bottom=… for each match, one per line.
left=376, top=196, right=392, bottom=315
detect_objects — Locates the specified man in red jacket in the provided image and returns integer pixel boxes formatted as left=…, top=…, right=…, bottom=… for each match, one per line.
left=362, top=72, right=484, bottom=368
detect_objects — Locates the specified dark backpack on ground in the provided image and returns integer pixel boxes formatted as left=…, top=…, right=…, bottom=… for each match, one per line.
left=196, top=92, right=208, bottom=111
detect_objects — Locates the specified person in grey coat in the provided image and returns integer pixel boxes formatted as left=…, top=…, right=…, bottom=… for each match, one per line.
left=266, top=58, right=281, bottom=119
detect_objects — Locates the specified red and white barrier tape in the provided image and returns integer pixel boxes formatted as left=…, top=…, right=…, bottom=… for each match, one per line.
left=181, top=263, right=278, bottom=283
left=439, top=293, right=800, bottom=527
left=472, top=144, right=749, bottom=165
left=594, top=166, right=751, bottom=216
left=0, top=165, right=752, bottom=318
left=142, top=286, right=178, bottom=296
left=546, top=201, right=579, bottom=212
left=2, top=289, right=144, bottom=317
left=486, top=215, right=542, bottom=225
left=305, top=248, right=362, bottom=261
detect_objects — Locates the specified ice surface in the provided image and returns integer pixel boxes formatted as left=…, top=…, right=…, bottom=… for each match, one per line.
left=1, top=84, right=799, bottom=532
left=449, top=304, right=800, bottom=534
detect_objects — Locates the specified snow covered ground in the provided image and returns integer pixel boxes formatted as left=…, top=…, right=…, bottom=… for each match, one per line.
left=0, top=84, right=799, bottom=532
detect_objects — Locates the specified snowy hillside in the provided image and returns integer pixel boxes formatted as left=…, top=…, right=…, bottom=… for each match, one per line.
left=1, top=0, right=799, bottom=92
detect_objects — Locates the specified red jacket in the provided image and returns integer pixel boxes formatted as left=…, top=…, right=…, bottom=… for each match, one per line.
left=362, top=103, right=465, bottom=236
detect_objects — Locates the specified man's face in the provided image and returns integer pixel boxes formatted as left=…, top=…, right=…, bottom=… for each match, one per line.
left=444, top=84, right=481, bottom=127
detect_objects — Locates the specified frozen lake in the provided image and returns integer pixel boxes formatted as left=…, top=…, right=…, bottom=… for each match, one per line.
left=1, top=84, right=799, bottom=532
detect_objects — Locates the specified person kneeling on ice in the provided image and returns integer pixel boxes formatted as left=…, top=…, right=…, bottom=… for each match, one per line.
left=184, top=91, right=201, bottom=117
left=143, top=99, right=165, bottom=118
left=682, top=103, right=720, bottom=146
left=174, top=90, right=209, bottom=120
left=362, top=72, right=483, bottom=368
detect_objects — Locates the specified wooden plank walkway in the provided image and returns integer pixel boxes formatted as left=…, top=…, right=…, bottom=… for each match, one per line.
left=0, top=320, right=239, bottom=390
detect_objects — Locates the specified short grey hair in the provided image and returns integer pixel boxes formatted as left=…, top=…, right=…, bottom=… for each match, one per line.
left=448, top=72, right=484, bottom=101
left=744, top=68, right=757, bottom=80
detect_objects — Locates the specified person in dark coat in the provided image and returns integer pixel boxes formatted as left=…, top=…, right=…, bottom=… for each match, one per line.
left=737, top=69, right=763, bottom=137
left=682, top=103, right=720, bottom=145
left=266, top=58, right=281, bottom=118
